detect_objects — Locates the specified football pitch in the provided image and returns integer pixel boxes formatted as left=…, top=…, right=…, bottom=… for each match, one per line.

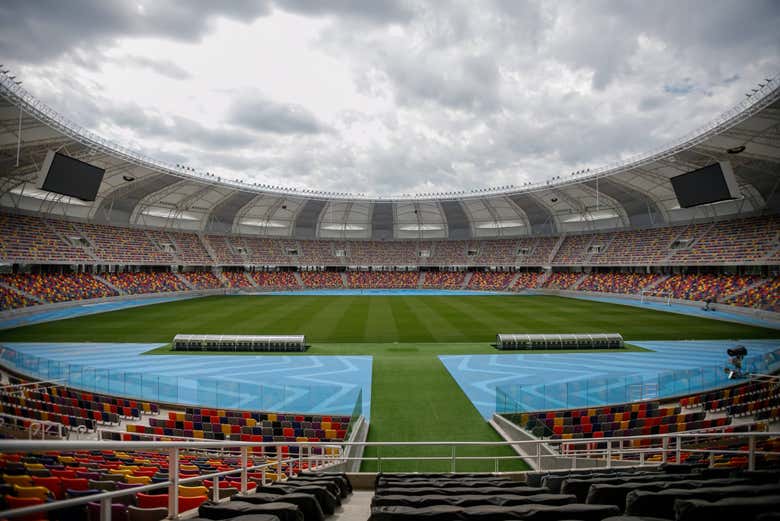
left=2, top=294, right=777, bottom=471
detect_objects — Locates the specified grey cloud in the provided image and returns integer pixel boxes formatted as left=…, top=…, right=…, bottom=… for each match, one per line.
left=123, top=56, right=192, bottom=80
left=542, top=0, right=780, bottom=90
left=379, top=50, right=502, bottom=112
left=4, top=0, right=779, bottom=196
left=275, top=0, right=414, bottom=24
left=639, top=96, right=664, bottom=112
left=106, top=108, right=259, bottom=150
left=0, top=0, right=271, bottom=63
left=228, top=95, right=326, bottom=135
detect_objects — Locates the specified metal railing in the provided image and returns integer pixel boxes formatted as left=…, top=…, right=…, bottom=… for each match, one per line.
left=0, top=431, right=777, bottom=520
left=0, top=413, right=64, bottom=439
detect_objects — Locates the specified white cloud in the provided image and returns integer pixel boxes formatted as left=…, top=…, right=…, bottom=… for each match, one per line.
left=3, top=0, right=778, bottom=196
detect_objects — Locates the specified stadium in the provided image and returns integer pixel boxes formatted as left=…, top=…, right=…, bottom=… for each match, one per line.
left=1, top=3, right=780, bottom=521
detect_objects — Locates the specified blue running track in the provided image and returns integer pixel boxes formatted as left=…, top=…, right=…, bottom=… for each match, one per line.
left=441, top=339, right=780, bottom=418
left=0, top=343, right=371, bottom=418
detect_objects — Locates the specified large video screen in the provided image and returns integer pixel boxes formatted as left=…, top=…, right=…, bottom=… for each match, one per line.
left=670, top=162, right=739, bottom=208
left=40, top=152, right=105, bottom=201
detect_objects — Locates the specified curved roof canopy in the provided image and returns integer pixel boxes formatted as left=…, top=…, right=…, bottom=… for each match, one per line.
left=1, top=76, right=778, bottom=240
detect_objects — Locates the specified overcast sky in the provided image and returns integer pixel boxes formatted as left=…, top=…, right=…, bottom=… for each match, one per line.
left=1, top=0, right=778, bottom=196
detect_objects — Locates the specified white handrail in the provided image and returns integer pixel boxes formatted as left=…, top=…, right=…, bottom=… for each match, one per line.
left=0, top=431, right=778, bottom=519
left=0, top=412, right=64, bottom=439
left=0, top=378, right=67, bottom=391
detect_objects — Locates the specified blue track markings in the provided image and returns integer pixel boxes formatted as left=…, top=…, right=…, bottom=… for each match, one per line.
left=1, top=343, right=371, bottom=418
left=441, top=340, right=780, bottom=418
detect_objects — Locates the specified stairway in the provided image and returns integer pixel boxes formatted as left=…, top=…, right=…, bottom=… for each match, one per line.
left=292, top=272, right=304, bottom=288
left=584, top=235, right=613, bottom=265
left=417, top=272, right=426, bottom=288
left=244, top=272, right=259, bottom=288
left=461, top=272, right=473, bottom=289
left=173, top=272, right=195, bottom=290
left=535, top=271, right=551, bottom=288
left=570, top=272, right=590, bottom=291
left=215, top=270, right=230, bottom=287
left=641, top=274, right=670, bottom=293
left=198, top=233, right=218, bottom=263
left=341, top=272, right=350, bottom=288
left=44, top=219, right=101, bottom=262
left=547, top=234, right=566, bottom=265
left=92, top=274, right=126, bottom=295
left=0, top=282, right=45, bottom=305
left=507, top=272, right=523, bottom=291
left=144, top=230, right=179, bottom=264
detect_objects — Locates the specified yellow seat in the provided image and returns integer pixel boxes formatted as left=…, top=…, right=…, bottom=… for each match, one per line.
left=119, top=465, right=138, bottom=471
left=321, top=422, right=331, bottom=430
left=125, top=475, right=151, bottom=485
left=179, top=485, right=208, bottom=497
left=108, top=469, right=132, bottom=476
left=325, top=429, right=337, bottom=439
left=193, top=430, right=204, bottom=439
left=267, top=413, right=277, bottom=422
left=3, top=474, right=32, bottom=486
left=14, top=485, right=51, bottom=500
left=180, top=464, right=198, bottom=472
left=246, top=418, right=257, bottom=428
left=24, top=463, right=46, bottom=471
left=221, top=424, right=231, bottom=436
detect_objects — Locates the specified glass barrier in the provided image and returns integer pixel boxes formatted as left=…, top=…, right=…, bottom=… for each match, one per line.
left=497, top=348, right=780, bottom=415
left=0, top=345, right=366, bottom=417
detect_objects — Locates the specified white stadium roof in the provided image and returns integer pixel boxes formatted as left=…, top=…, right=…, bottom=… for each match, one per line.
left=1, top=75, right=778, bottom=240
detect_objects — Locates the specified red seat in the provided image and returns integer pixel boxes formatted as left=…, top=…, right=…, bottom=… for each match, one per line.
left=136, top=492, right=168, bottom=509
left=31, top=476, right=64, bottom=499
left=5, top=495, right=47, bottom=521
left=179, top=495, right=207, bottom=512
left=60, top=477, right=89, bottom=491
left=228, top=480, right=256, bottom=490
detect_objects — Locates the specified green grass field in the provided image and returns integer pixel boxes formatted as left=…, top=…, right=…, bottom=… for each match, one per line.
left=2, top=294, right=777, bottom=471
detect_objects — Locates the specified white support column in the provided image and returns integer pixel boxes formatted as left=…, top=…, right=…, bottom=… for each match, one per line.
left=277, top=447, right=282, bottom=478
left=748, top=436, right=756, bottom=471
left=662, top=437, right=668, bottom=464
left=675, top=436, right=681, bottom=463
left=168, top=446, right=179, bottom=519
left=99, top=496, right=112, bottom=521
left=451, top=446, right=456, bottom=473
left=240, top=446, right=249, bottom=494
